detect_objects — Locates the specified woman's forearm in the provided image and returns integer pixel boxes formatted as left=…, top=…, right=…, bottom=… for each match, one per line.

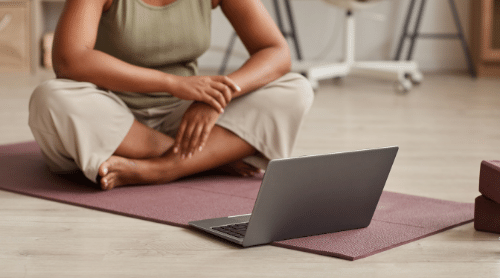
left=227, top=45, right=291, bottom=98
left=53, top=47, right=237, bottom=112
left=219, top=0, right=292, bottom=99
left=53, top=48, right=176, bottom=94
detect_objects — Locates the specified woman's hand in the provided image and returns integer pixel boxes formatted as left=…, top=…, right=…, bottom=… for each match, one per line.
left=170, top=76, right=240, bottom=113
left=173, top=102, right=221, bottom=158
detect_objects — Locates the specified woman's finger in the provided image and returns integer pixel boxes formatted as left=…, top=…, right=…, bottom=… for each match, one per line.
left=206, top=87, right=227, bottom=109
left=181, top=122, right=196, bottom=158
left=218, top=76, right=241, bottom=93
left=188, top=123, right=204, bottom=157
left=211, top=82, right=232, bottom=104
left=201, top=93, right=224, bottom=113
left=198, top=123, right=211, bottom=152
left=174, top=120, right=187, bottom=154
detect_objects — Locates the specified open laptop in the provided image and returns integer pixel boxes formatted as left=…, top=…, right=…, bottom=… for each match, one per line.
left=189, top=146, right=398, bottom=247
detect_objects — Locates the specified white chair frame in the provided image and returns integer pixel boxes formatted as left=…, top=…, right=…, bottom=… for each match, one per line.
left=293, top=2, right=423, bottom=93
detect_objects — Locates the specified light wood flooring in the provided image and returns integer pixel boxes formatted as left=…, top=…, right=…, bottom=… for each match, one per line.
left=1, top=71, right=499, bottom=277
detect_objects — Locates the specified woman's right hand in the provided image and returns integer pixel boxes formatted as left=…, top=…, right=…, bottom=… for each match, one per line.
left=170, top=76, right=241, bottom=113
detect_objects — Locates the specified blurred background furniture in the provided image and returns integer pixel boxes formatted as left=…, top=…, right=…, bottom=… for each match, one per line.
left=394, top=0, right=476, bottom=77
left=219, top=0, right=424, bottom=93
left=469, top=0, right=500, bottom=77
left=21, top=0, right=64, bottom=74
left=297, top=0, right=423, bottom=92
left=0, top=0, right=31, bottom=73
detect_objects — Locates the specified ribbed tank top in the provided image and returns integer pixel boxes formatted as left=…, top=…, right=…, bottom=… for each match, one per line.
left=94, top=0, right=212, bottom=109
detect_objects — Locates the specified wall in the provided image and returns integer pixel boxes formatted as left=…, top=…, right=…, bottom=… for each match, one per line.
left=198, top=0, right=471, bottom=73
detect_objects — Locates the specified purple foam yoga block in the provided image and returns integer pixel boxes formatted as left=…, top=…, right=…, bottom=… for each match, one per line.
left=479, top=160, right=500, bottom=204
left=474, top=195, right=500, bottom=234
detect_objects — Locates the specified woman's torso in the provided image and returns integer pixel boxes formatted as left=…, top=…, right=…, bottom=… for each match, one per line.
left=94, top=0, right=212, bottom=109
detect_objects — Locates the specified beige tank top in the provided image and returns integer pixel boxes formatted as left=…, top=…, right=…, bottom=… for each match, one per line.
left=94, top=0, right=212, bottom=109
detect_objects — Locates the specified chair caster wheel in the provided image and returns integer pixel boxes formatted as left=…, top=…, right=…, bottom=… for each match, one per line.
left=309, top=79, right=319, bottom=91
left=332, top=77, right=343, bottom=85
left=408, top=71, right=423, bottom=85
left=395, top=78, right=412, bottom=94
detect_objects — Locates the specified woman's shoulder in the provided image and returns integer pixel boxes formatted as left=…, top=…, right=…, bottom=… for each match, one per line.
left=64, top=0, right=113, bottom=12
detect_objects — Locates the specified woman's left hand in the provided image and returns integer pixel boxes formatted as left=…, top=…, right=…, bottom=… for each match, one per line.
left=173, top=102, right=221, bottom=158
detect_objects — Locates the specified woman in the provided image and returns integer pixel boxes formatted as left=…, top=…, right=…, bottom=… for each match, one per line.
left=28, top=0, right=314, bottom=190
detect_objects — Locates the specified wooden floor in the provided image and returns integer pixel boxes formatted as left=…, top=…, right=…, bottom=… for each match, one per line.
left=1, top=71, right=500, bottom=277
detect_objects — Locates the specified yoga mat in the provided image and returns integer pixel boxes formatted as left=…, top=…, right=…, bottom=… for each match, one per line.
left=0, top=141, right=474, bottom=260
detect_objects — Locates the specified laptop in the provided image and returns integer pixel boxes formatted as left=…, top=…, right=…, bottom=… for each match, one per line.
left=189, top=146, right=398, bottom=247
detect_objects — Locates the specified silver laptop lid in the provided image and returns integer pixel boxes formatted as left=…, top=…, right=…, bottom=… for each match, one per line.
left=241, top=146, right=398, bottom=247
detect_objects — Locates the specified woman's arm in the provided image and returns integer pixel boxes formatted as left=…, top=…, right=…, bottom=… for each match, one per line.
left=173, top=0, right=292, bottom=155
left=52, top=0, right=235, bottom=112
left=219, top=0, right=292, bottom=98
left=53, top=0, right=173, bottom=93
left=173, top=0, right=292, bottom=156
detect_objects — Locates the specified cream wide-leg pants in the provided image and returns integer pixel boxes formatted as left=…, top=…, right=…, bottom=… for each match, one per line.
left=28, top=73, right=314, bottom=183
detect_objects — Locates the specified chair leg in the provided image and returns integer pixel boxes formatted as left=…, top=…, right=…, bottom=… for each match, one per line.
left=394, top=0, right=476, bottom=77
left=272, top=0, right=285, bottom=35
left=394, top=0, right=417, bottom=61
left=406, top=0, right=426, bottom=61
left=218, top=32, right=238, bottom=75
left=304, top=10, right=354, bottom=89
left=284, top=0, right=303, bottom=61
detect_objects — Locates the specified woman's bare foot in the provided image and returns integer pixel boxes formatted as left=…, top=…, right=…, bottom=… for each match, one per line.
left=97, top=126, right=258, bottom=190
left=216, top=160, right=262, bottom=177
left=98, top=156, right=175, bottom=190
left=98, top=156, right=261, bottom=190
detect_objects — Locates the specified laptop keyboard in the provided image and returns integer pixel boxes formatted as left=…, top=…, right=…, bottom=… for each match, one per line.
left=212, top=223, right=249, bottom=238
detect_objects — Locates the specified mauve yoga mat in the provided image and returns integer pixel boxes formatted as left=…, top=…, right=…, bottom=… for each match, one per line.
left=0, top=141, right=474, bottom=260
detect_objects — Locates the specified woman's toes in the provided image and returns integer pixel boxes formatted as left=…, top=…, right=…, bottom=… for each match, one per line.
left=101, top=172, right=119, bottom=190
left=99, top=161, right=110, bottom=177
left=219, top=160, right=262, bottom=177
left=101, top=175, right=111, bottom=190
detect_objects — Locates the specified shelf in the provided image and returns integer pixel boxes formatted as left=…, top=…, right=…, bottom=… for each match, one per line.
left=470, top=0, right=500, bottom=77
left=0, top=0, right=31, bottom=73
left=491, top=0, right=500, bottom=50
left=29, top=0, right=64, bottom=73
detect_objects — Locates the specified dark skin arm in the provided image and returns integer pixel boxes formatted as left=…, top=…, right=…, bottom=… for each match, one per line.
left=53, top=0, right=290, bottom=157
left=174, top=0, right=291, bottom=157
left=220, top=0, right=291, bottom=97
left=52, top=0, right=238, bottom=113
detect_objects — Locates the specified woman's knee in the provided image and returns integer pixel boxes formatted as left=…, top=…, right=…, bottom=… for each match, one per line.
left=267, top=73, right=314, bottom=116
left=29, top=80, right=59, bottom=128
left=287, top=73, right=314, bottom=115
left=30, top=80, right=68, bottom=116
left=28, top=79, right=87, bottom=133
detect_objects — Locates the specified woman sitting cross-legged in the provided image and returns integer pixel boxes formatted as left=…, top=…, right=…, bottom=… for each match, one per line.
left=28, top=0, right=314, bottom=190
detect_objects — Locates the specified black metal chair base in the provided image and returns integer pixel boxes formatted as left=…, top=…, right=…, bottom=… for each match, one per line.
left=394, top=0, right=476, bottom=77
